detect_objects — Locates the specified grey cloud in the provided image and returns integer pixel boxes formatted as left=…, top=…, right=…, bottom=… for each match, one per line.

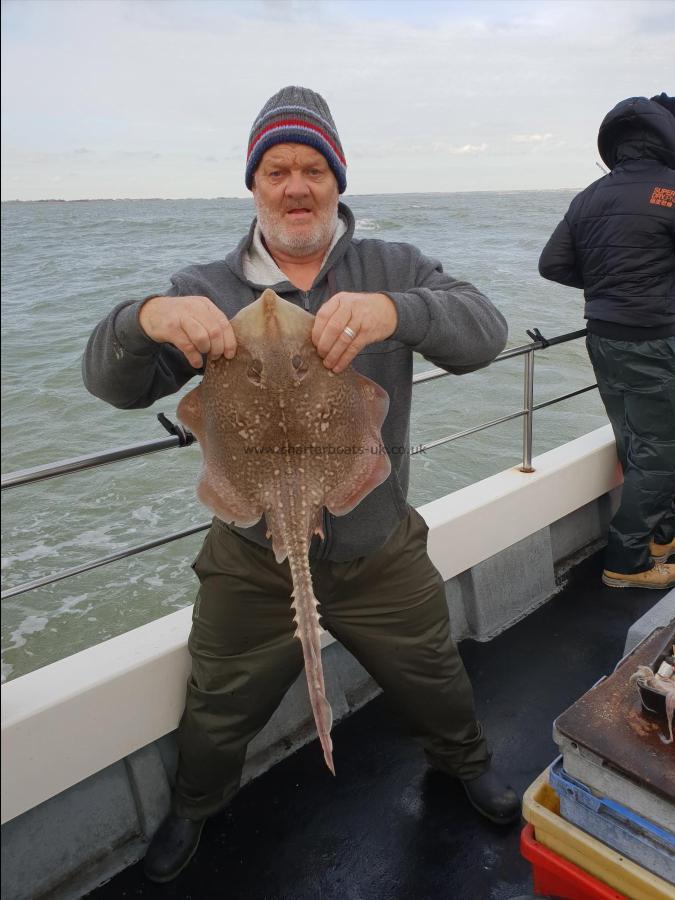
left=2, top=0, right=672, bottom=199
left=511, top=134, right=555, bottom=144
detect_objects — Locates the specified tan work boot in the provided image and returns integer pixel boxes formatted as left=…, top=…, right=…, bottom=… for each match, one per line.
left=649, top=538, right=675, bottom=564
left=602, top=564, right=675, bottom=589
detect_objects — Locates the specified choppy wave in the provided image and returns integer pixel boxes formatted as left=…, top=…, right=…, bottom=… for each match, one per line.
left=355, top=218, right=401, bottom=232
left=6, top=614, right=50, bottom=651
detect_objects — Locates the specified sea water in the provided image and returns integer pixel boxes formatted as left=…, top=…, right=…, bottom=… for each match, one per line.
left=1, top=192, right=606, bottom=681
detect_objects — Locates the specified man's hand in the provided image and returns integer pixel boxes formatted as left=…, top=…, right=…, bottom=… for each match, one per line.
left=311, top=292, right=398, bottom=373
left=139, top=295, right=237, bottom=369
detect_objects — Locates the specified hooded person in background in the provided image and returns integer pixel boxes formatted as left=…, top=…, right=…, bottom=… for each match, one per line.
left=83, top=86, right=517, bottom=884
left=539, top=94, right=675, bottom=590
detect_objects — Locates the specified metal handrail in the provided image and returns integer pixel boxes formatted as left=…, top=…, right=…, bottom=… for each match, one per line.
left=410, top=384, right=598, bottom=458
left=1, top=327, right=597, bottom=601
left=411, top=327, right=588, bottom=385
left=1, top=436, right=188, bottom=491
left=1, top=328, right=589, bottom=491
left=0, top=524, right=211, bottom=601
left=1, top=414, right=195, bottom=491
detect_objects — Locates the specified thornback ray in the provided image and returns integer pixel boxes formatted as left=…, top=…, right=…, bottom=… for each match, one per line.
left=177, top=288, right=391, bottom=774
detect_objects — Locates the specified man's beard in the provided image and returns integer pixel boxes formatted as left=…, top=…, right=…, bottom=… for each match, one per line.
left=255, top=198, right=339, bottom=258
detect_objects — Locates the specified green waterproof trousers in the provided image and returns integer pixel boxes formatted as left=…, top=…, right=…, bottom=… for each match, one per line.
left=586, top=334, right=675, bottom=574
left=173, top=506, right=489, bottom=819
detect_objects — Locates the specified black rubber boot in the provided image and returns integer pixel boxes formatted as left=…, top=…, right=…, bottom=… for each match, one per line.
left=460, top=767, right=521, bottom=825
left=143, top=814, right=206, bottom=883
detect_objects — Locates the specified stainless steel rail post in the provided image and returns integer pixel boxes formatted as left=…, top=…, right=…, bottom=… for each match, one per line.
left=520, top=348, right=535, bottom=473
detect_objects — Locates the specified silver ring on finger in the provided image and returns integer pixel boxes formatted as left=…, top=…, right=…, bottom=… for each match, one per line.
left=343, top=326, right=357, bottom=340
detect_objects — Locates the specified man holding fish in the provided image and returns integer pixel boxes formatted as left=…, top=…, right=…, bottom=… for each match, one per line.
left=83, top=86, right=518, bottom=884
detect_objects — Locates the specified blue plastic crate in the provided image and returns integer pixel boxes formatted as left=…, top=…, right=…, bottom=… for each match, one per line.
left=549, top=757, right=675, bottom=884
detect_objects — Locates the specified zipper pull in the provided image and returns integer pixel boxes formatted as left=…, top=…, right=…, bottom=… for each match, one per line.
left=301, top=291, right=310, bottom=310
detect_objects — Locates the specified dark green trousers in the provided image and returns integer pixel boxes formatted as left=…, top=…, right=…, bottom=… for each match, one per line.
left=173, top=506, right=489, bottom=819
left=586, top=334, right=675, bottom=574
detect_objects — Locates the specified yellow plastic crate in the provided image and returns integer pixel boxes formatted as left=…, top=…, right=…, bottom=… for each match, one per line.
left=522, top=768, right=675, bottom=900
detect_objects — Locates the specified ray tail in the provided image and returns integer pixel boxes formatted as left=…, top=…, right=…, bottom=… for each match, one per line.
left=286, top=541, right=335, bottom=774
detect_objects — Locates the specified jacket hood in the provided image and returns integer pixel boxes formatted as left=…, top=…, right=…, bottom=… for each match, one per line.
left=598, top=96, right=675, bottom=169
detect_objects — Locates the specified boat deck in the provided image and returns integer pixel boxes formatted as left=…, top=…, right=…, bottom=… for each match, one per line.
left=87, top=552, right=669, bottom=900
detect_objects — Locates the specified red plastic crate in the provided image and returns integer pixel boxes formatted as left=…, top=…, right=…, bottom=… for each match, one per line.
left=520, top=824, right=627, bottom=899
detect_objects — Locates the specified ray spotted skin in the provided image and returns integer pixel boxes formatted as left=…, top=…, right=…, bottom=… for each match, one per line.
left=178, top=289, right=390, bottom=772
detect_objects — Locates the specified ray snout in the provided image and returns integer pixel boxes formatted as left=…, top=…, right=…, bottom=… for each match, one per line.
left=238, top=288, right=314, bottom=345
left=260, top=289, right=281, bottom=338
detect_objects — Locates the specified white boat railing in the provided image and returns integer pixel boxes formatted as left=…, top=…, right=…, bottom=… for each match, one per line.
left=0, top=328, right=595, bottom=601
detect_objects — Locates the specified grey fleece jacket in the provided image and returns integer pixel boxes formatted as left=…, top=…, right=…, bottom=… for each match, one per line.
left=83, top=202, right=507, bottom=561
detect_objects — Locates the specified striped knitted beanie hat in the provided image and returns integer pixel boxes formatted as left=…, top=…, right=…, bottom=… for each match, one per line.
left=245, top=86, right=347, bottom=194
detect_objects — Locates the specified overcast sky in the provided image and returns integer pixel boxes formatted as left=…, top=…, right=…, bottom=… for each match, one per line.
left=1, top=0, right=672, bottom=200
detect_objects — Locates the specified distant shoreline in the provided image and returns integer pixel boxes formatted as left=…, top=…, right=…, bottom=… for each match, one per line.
left=1, top=188, right=580, bottom=203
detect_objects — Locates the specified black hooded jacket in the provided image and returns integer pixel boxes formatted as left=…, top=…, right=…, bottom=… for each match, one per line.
left=538, top=97, right=675, bottom=338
